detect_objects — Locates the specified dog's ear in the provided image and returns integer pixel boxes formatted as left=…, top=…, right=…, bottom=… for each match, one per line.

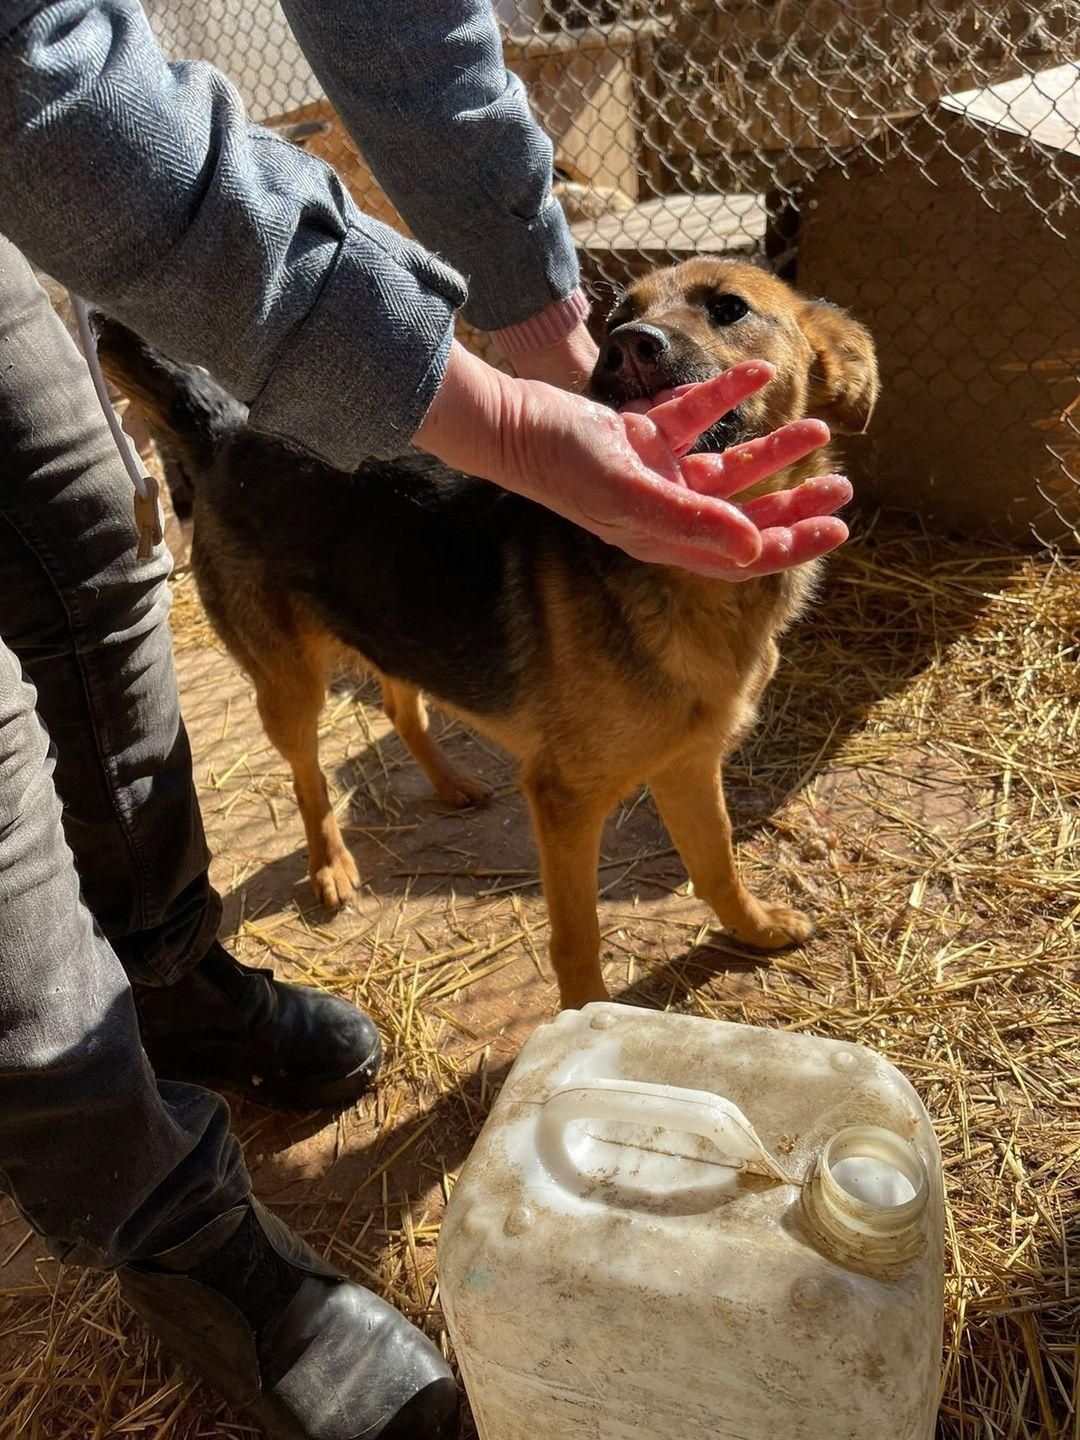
left=798, top=300, right=879, bottom=434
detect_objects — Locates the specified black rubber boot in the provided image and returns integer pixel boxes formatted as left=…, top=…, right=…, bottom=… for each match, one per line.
left=135, top=942, right=382, bottom=1108
left=120, top=1198, right=459, bottom=1440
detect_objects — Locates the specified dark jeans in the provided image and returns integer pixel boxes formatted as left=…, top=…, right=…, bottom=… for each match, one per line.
left=0, top=236, right=249, bottom=1269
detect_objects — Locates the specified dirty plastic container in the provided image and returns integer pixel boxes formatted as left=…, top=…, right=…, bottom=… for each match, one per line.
left=439, top=1003, right=944, bottom=1440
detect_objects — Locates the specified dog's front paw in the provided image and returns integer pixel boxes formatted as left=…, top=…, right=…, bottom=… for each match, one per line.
left=731, top=902, right=815, bottom=951
left=311, top=848, right=360, bottom=911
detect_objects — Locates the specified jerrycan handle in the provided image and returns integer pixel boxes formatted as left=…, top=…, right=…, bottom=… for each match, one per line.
left=540, top=1078, right=796, bottom=1184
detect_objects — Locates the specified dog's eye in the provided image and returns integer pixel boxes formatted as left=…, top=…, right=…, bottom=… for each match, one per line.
left=706, top=294, right=750, bottom=327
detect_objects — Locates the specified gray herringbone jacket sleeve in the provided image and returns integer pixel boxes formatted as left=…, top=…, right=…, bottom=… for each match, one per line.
left=0, top=0, right=469, bottom=467
left=279, top=0, right=581, bottom=333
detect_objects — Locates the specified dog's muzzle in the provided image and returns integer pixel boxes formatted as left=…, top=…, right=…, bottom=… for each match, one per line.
left=590, top=323, right=745, bottom=455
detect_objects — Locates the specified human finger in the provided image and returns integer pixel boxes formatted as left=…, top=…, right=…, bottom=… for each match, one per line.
left=727, top=516, right=849, bottom=578
left=680, top=419, right=831, bottom=497
left=593, top=477, right=764, bottom=567
left=739, top=475, right=852, bottom=529
left=646, top=362, right=775, bottom=456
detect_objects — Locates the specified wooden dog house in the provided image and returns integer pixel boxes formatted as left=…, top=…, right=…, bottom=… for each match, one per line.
left=796, top=65, right=1080, bottom=548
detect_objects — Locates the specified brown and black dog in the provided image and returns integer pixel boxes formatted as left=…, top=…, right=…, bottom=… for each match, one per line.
left=96, top=259, right=877, bottom=1009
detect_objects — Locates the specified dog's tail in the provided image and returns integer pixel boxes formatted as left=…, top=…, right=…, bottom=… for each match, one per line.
left=91, top=314, right=246, bottom=478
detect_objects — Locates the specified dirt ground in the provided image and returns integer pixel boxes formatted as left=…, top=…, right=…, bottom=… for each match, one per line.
left=1, top=501, right=1077, bottom=1438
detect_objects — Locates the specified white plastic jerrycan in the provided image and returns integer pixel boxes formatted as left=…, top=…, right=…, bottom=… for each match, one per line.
left=439, top=1003, right=944, bottom=1440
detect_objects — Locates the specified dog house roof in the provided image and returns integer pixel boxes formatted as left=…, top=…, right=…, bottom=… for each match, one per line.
left=940, top=61, right=1080, bottom=158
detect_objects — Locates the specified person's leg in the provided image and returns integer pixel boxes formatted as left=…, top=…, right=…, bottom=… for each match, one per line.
left=0, top=244, right=456, bottom=1435
left=0, top=639, right=247, bottom=1266
left=0, top=237, right=380, bottom=1106
left=0, top=235, right=214, bottom=984
left=0, top=642, right=457, bottom=1439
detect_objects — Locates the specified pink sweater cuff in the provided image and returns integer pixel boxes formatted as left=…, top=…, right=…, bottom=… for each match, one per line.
left=489, top=288, right=591, bottom=355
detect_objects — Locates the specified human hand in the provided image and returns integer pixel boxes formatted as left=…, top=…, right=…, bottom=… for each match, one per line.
left=415, top=343, right=851, bottom=580
left=503, top=319, right=599, bottom=393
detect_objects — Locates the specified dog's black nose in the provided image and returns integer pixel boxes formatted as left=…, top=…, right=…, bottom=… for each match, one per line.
left=601, top=322, right=671, bottom=374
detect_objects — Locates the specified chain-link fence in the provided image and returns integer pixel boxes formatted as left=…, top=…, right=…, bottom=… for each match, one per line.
left=142, top=0, right=1080, bottom=548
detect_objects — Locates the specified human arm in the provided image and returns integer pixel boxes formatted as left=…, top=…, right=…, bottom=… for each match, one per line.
left=0, top=0, right=467, bottom=469
left=277, top=0, right=598, bottom=382
left=278, top=0, right=579, bottom=334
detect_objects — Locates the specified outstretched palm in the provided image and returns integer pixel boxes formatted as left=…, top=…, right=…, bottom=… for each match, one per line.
left=502, top=360, right=851, bottom=580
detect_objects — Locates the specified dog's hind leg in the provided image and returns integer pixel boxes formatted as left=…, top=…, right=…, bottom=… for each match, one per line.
left=649, top=748, right=814, bottom=953
left=255, top=656, right=359, bottom=910
left=380, top=676, right=492, bottom=809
